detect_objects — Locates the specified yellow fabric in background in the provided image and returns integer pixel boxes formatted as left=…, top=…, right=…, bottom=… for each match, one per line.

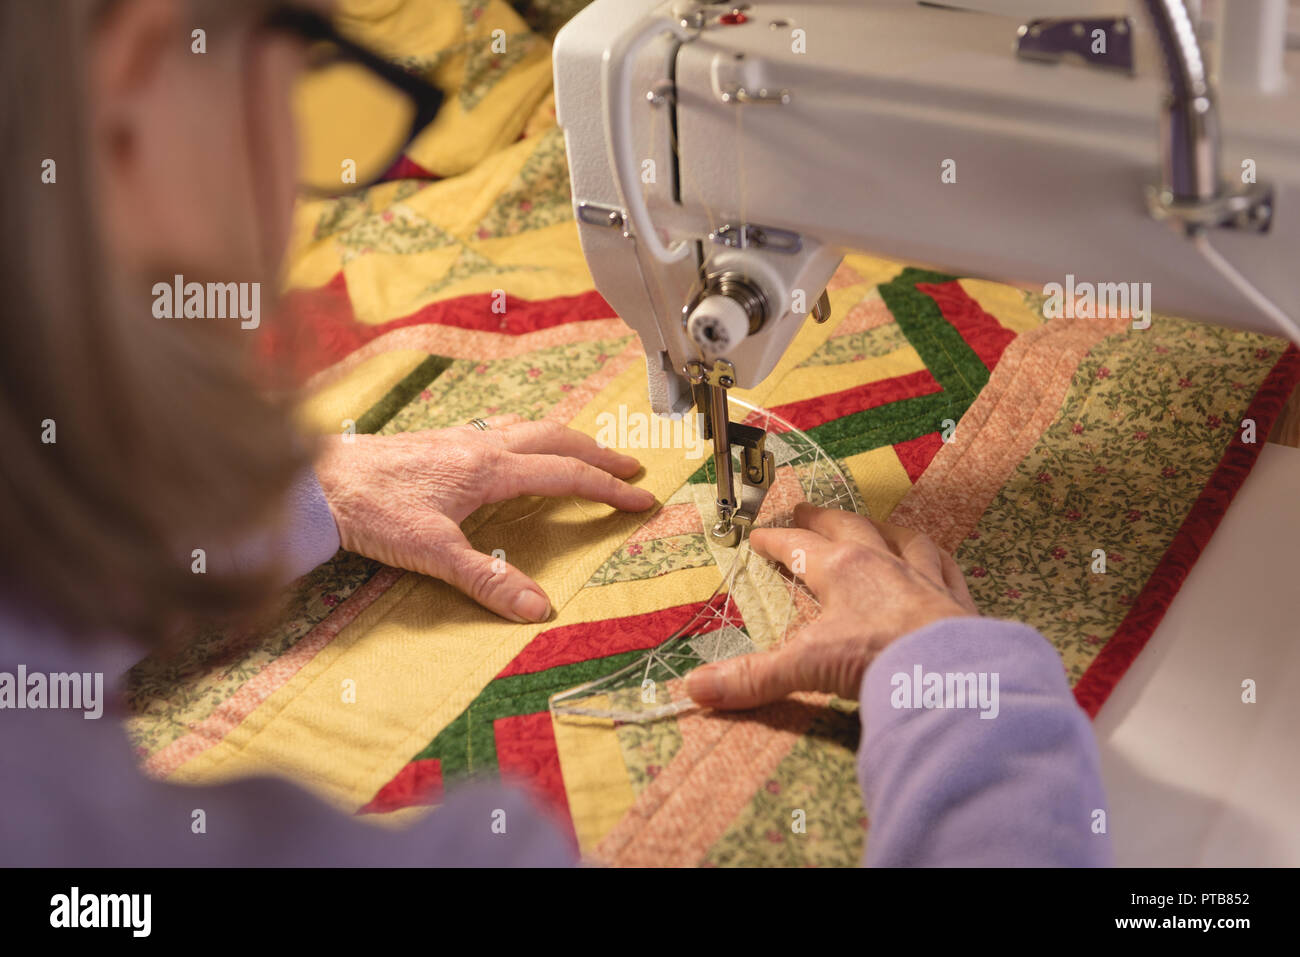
left=334, top=0, right=554, bottom=177
left=296, top=349, right=430, bottom=434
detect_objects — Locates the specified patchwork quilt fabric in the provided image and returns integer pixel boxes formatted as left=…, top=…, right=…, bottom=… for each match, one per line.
left=124, top=0, right=1300, bottom=865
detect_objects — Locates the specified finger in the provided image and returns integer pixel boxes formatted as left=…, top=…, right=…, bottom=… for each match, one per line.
left=793, top=502, right=889, bottom=552
left=420, top=524, right=552, bottom=623
left=495, top=420, right=642, bottom=478
left=686, top=625, right=866, bottom=708
left=685, top=644, right=803, bottom=710
left=748, top=526, right=839, bottom=601
left=502, top=453, right=656, bottom=512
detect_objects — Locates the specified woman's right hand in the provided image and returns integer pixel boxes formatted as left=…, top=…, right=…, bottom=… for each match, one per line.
left=685, top=503, right=979, bottom=709
left=314, top=417, right=656, bottom=624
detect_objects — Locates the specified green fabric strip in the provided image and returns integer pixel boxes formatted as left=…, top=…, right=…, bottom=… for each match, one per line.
left=354, top=354, right=454, bottom=435
left=413, top=647, right=655, bottom=774
left=879, top=268, right=988, bottom=400
left=808, top=391, right=959, bottom=459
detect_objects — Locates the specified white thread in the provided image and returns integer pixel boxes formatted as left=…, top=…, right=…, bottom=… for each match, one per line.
left=1192, top=232, right=1300, bottom=345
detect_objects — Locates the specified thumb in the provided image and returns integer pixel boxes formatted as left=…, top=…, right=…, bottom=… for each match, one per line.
left=685, top=644, right=803, bottom=710
left=423, top=528, right=552, bottom=624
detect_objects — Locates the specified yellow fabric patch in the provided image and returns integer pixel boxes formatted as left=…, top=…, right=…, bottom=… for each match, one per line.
left=957, top=278, right=1044, bottom=334
left=296, top=349, right=431, bottom=435
left=839, top=253, right=913, bottom=292
left=842, top=445, right=914, bottom=521
left=552, top=702, right=636, bottom=854
left=772, top=347, right=927, bottom=407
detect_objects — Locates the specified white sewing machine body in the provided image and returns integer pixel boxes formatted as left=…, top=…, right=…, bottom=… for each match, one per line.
left=554, top=0, right=1299, bottom=419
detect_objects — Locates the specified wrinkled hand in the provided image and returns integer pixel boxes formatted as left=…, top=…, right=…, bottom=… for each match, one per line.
left=686, top=503, right=978, bottom=709
left=314, top=418, right=655, bottom=623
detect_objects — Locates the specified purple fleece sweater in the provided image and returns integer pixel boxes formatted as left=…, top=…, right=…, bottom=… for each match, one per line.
left=0, top=471, right=1110, bottom=866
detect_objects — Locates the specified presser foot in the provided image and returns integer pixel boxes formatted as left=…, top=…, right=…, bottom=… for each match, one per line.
left=685, top=359, right=775, bottom=548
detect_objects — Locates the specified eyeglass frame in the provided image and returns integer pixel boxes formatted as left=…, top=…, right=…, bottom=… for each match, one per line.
left=264, top=4, right=446, bottom=196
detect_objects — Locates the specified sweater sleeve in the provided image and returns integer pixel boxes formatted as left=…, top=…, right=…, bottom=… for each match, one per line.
left=275, top=466, right=343, bottom=581
left=219, top=467, right=342, bottom=584
left=857, top=617, right=1112, bottom=867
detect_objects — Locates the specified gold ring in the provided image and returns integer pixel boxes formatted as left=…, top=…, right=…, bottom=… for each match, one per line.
left=467, top=417, right=491, bottom=431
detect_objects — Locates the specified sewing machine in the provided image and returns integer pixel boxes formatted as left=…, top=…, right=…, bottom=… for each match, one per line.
left=553, top=0, right=1300, bottom=546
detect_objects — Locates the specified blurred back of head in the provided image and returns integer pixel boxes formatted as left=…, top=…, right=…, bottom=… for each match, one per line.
left=0, top=0, right=311, bottom=646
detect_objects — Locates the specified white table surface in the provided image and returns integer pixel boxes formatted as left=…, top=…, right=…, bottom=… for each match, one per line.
left=1094, top=442, right=1300, bottom=866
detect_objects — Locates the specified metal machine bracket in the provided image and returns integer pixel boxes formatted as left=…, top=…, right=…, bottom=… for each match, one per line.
left=685, top=358, right=775, bottom=547
left=1145, top=181, right=1275, bottom=236
left=709, top=222, right=802, bottom=253
left=1015, top=16, right=1136, bottom=74
left=576, top=202, right=629, bottom=236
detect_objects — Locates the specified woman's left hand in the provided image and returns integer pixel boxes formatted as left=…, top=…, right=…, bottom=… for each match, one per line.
left=685, top=504, right=977, bottom=708
left=314, top=418, right=655, bottom=623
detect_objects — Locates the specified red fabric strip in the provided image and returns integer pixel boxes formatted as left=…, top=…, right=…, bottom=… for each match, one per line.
left=1073, top=344, right=1300, bottom=717
left=265, top=273, right=364, bottom=382
left=497, top=597, right=738, bottom=679
left=768, top=368, right=943, bottom=431
left=266, top=273, right=617, bottom=381
left=382, top=155, right=440, bottom=182
left=917, top=280, right=1018, bottom=371
left=396, top=287, right=614, bottom=335
left=894, top=431, right=945, bottom=483
left=493, top=712, right=577, bottom=845
left=355, top=757, right=443, bottom=815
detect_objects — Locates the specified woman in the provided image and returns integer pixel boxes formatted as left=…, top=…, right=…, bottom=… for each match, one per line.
left=0, top=0, right=1109, bottom=866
